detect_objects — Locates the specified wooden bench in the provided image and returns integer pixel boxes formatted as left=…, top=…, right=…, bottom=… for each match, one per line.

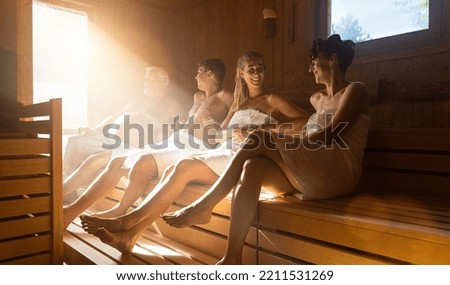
left=257, top=128, right=450, bottom=264
left=64, top=128, right=450, bottom=265
left=0, top=99, right=63, bottom=265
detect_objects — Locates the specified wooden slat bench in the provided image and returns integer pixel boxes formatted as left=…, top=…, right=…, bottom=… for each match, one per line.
left=64, top=128, right=450, bottom=265
left=0, top=99, right=63, bottom=265
left=257, top=128, right=450, bottom=264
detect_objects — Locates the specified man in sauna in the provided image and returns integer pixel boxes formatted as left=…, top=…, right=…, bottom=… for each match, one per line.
left=63, top=58, right=233, bottom=228
left=63, top=66, right=180, bottom=184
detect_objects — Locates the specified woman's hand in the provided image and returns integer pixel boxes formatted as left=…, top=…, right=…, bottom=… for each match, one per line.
left=232, top=129, right=251, bottom=142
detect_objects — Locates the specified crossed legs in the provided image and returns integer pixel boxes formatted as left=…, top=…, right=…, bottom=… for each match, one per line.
left=162, top=131, right=298, bottom=264
left=162, top=131, right=296, bottom=226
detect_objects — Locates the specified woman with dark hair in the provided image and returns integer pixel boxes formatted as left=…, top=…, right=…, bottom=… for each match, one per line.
left=79, top=51, right=308, bottom=254
left=162, top=34, right=371, bottom=264
left=63, top=58, right=234, bottom=229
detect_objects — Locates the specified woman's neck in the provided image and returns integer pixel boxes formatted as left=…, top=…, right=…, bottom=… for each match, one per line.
left=248, top=85, right=264, bottom=98
left=325, top=71, right=349, bottom=96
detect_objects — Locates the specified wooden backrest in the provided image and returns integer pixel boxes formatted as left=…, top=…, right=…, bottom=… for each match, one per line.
left=0, top=98, right=62, bottom=264
left=379, top=68, right=450, bottom=101
left=358, top=129, right=450, bottom=198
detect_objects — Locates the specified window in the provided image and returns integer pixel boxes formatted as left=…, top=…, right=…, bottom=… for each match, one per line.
left=33, top=2, right=88, bottom=132
left=322, top=0, right=440, bottom=49
left=330, top=0, right=429, bottom=43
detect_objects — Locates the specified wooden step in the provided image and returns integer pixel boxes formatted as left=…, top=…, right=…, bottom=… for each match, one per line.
left=64, top=218, right=219, bottom=265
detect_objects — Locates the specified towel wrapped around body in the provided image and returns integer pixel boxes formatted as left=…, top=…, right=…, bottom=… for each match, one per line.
left=193, top=108, right=277, bottom=175
left=273, top=109, right=370, bottom=200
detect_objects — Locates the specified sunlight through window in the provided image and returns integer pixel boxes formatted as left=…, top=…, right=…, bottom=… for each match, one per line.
left=33, top=2, right=88, bottom=131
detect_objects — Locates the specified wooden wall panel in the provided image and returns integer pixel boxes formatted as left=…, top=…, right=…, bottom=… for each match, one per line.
left=8, top=0, right=450, bottom=128
left=86, top=0, right=184, bottom=126
left=177, top=0, right=319, bottom=95
left=394, top=102, right=413, bottom=128
left=174, top=0, right=450, bottom=128
left=271, top=0, right=285, bottom=89
left=433, top=98, right=450, bottom=127
left=0, top=0, right=18, bottom=106
left=445, top=0, right=450, bottom=36
left=282, top=1, right=296, bottom=88
left=16, top=0, right=32, bottom=106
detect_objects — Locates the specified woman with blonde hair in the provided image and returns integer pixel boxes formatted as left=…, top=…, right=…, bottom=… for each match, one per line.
left=80, top=51, right=308, bottom=255
left=162, top=34, right=371, bottom=264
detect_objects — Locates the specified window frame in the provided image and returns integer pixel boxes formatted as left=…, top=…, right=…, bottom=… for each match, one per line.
left=316, top=0, right=442, bottom=54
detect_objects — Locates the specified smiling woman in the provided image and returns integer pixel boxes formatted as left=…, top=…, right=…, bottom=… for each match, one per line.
left=32, top=2, right=88, bottom=132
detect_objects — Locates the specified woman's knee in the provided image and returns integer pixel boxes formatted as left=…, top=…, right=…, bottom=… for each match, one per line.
left=160, top=164, right=175, bottom=177
left=244, top=158, right=295, bottom=196
left=107, top=156, right=126, bottom=171
left=243, top=132, right=263, bottom=150
left=241, top=158, right=266, bottom=181
left=171, top=158, right=214, bottom=182
left=130, top=155, right=157, bottom=176
left=243, top=131, right=275, bottom=152
left=81, top=151, right=109, bottom=169
left=172, top=158, right=196, bottom=176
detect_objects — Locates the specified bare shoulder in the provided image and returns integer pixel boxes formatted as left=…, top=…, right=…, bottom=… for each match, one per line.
left=265, top=92, right=286, bottom=103
left=218, top=89, right=233, bottom=101
left=193, top=91, right=206, bottom=102
left=344, top=81, right=370, bottom=112
left=216, top=89, right=233, bottom=109
left=309, top=89, right=325, bottom=108
left=265, top=93, right=294, bottom=109
left=344, top=81, right=369, bottom=102
left=347, top=81, right=368, bottom=94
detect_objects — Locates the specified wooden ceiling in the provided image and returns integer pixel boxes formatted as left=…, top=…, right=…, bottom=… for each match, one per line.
left=140, top=0, right=205, bottom=11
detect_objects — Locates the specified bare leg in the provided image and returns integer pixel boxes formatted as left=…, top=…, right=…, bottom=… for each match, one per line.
left=162, top=131, right=295, bottom=227
left=63, top=156, right=128, bottom=229
left=217, top=157, right=296, bottom=265
left=80, top=158, right=218, bottom=236
left=93, top=154, right=159, bottom=218
left=85, top=166, right=179, bottom=254
left=63, top=151, right=112, bottom=204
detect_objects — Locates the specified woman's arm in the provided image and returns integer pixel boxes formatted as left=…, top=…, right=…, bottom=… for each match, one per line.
left=202, top=107, right=236, bottom=145
left=306, top=82, right=369, bottom=145
left=264, top=94, right=309, bottom=135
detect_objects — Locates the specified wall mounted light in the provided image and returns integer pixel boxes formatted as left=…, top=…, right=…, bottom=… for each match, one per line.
left=263, top=8, right=276, bottom=38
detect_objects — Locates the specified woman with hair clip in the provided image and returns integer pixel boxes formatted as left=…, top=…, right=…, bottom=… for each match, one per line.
left=162, top=34, right=371, bottom=265
left=80, top=51, right=308, bottom=255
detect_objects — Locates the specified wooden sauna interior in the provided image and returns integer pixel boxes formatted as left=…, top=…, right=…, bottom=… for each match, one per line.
left=1, top=0, right=449, bottom=265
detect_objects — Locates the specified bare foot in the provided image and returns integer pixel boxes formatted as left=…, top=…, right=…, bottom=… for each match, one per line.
left=91, top=227, right=139, bottom=255
left=161, top=204, right=213, bottom=228
left=80, top=214, right=125, bottom=233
